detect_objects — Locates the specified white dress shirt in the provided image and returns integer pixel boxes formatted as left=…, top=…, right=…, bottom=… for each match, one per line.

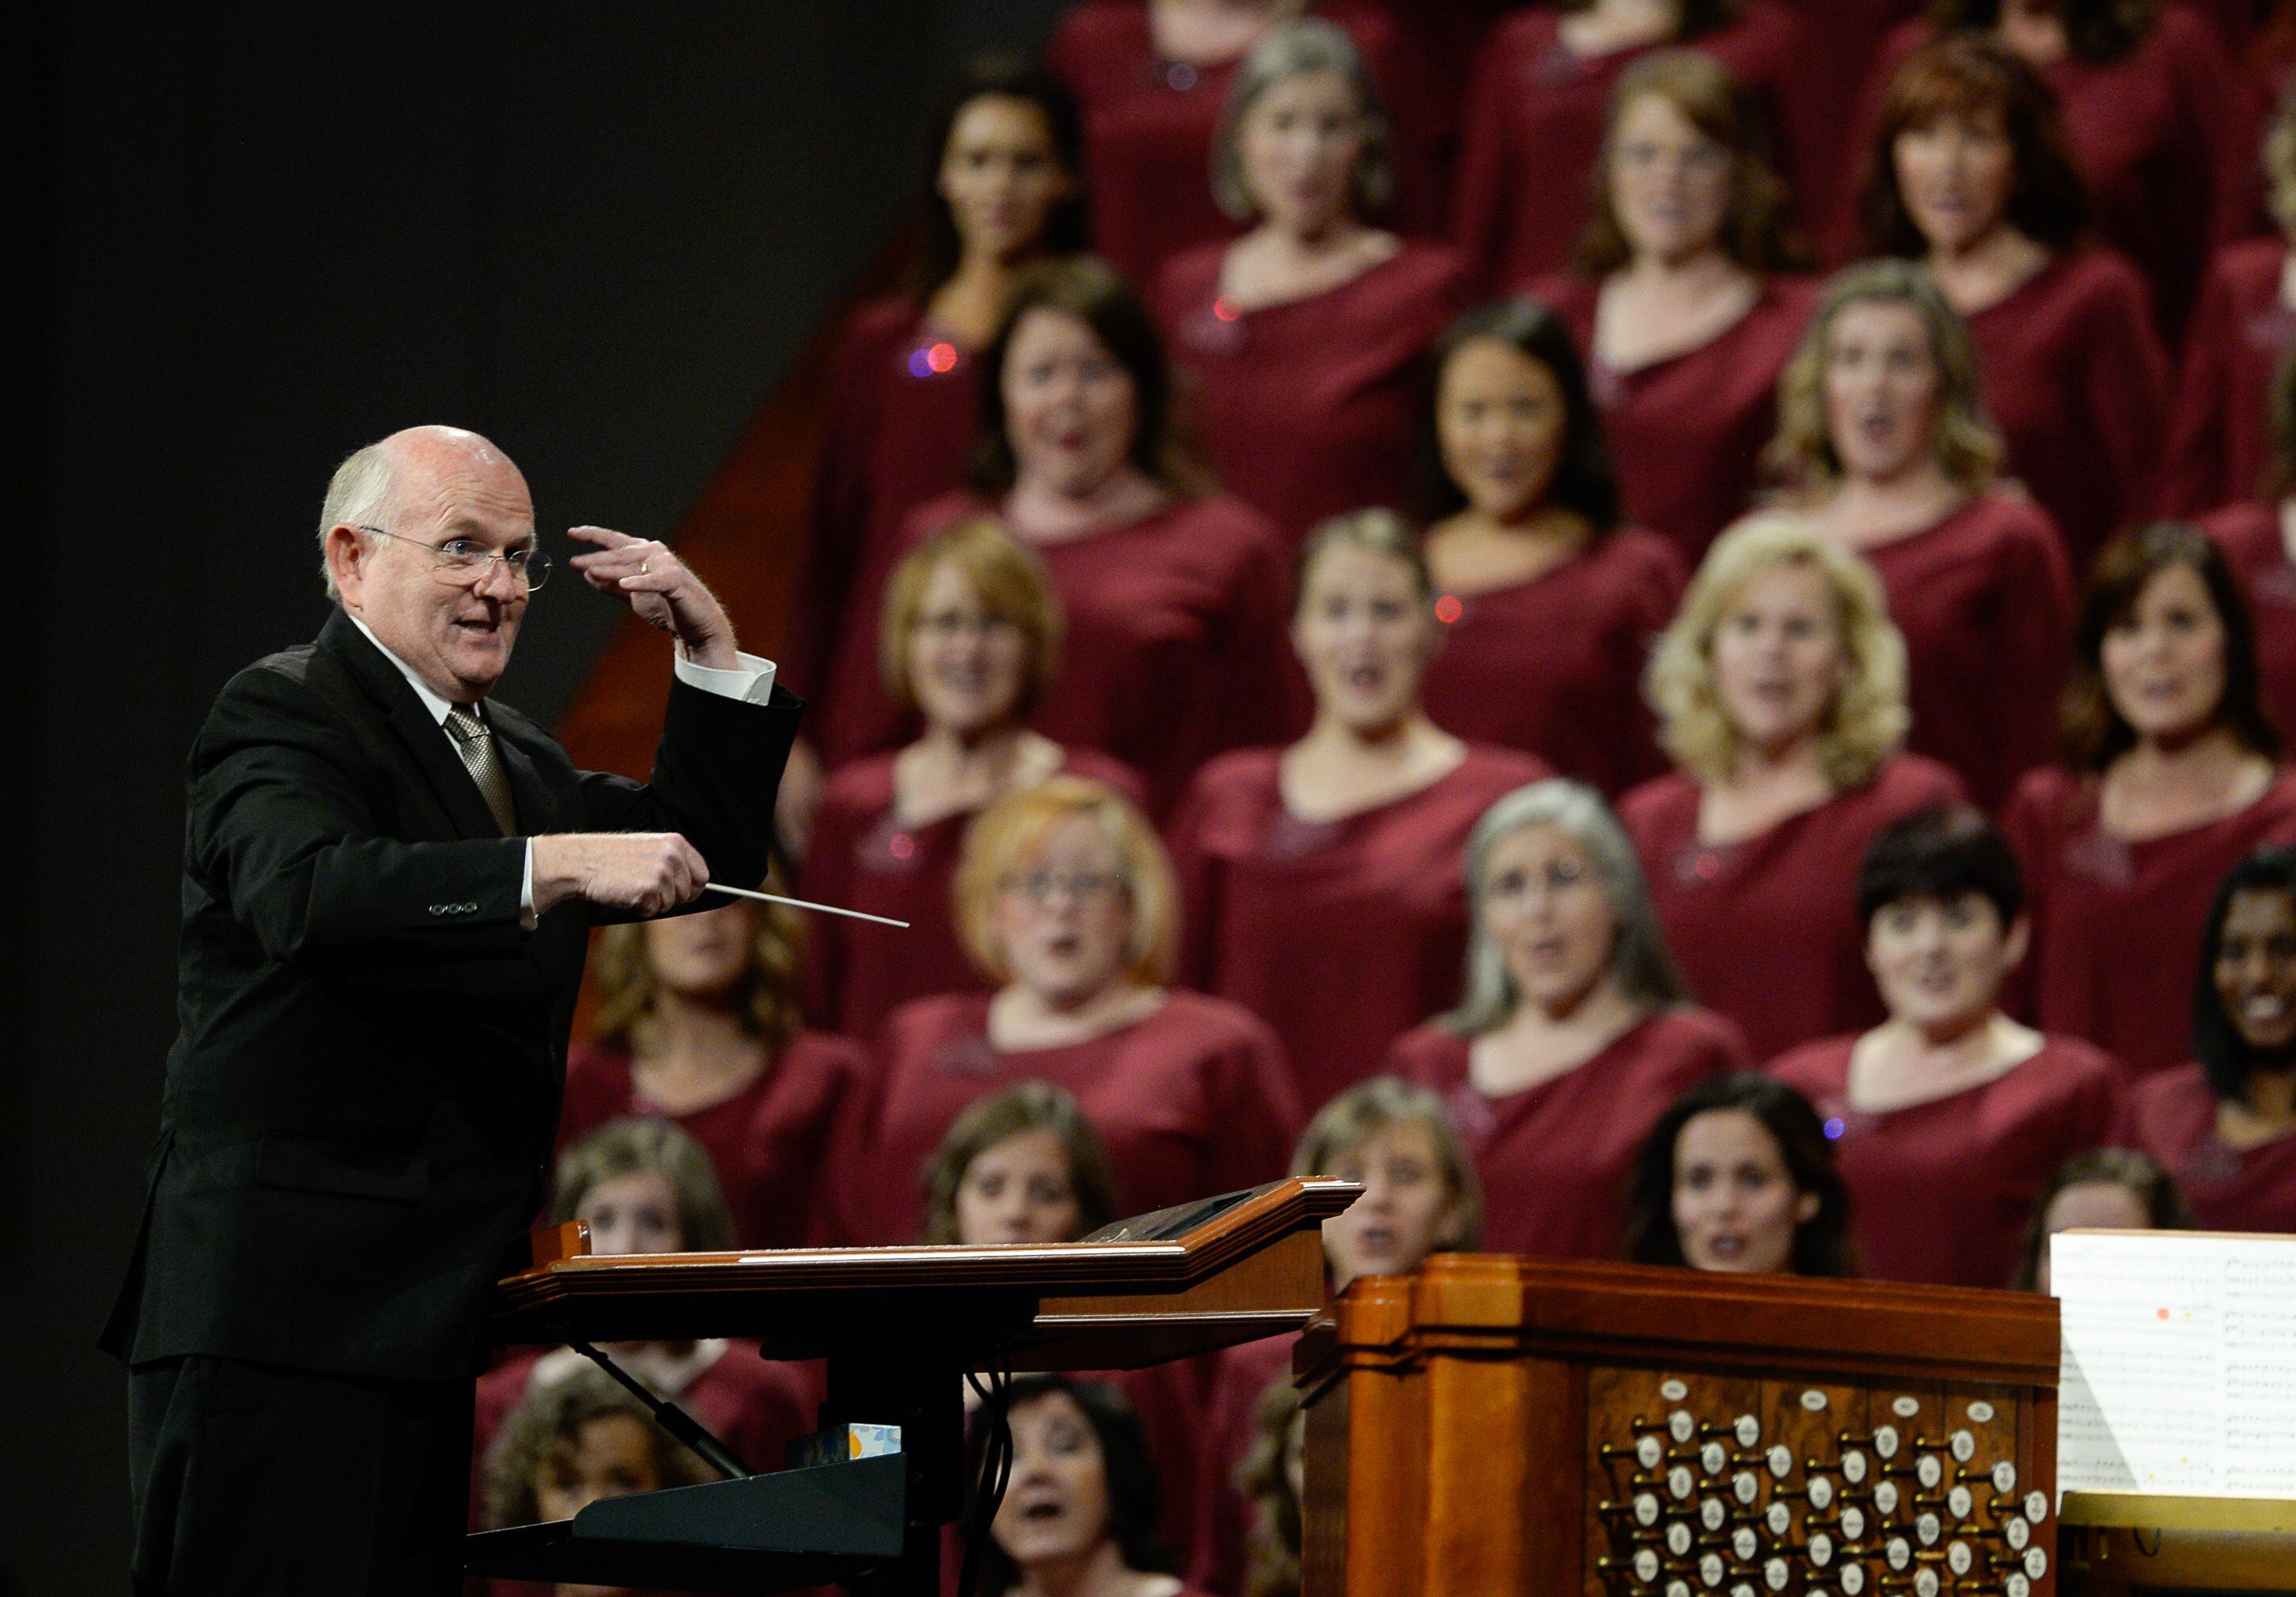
left=348, top=613, right=777, bottom=924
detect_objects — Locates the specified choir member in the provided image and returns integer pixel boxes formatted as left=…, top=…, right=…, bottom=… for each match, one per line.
left=1527, top=51, right=1818, bottom=565
left=1619, top=1072, right=1856, bottom=1276
left=921, top=1081, right=1124, bottom=1245
left=1856, top=2, right=2250, bottom=338
left=1169, top=511, right=1549, bottom=1109
left=967, top=1376, right=1215, bottom=1597
left=473, top=1122, right=817, bottom=1531
left=1387, top=778, right=1748, bottom=1257
left=792, top=54, right=1086, bottom=781
left=2160, top=87, right=2296, bottom=516
left=1452, top=0, right=1808, bottom=289
left=481, top=1363, right=707, bottom=1540
left=1417, top=296, right=1686, bottom=793
left=2002, top=525, right=2296, bottom=1076
left=2119, top=847, right=2296, bottom=1232
left=1624, top=515, right=1967, bottom=1059
left=2199, top=347, right=2296, bottom=738
left=1152, top=21, right=1470, bottom=549
left=1047, top=1, right=1449, bottom=287
left=1768, top=806, right=2123, bottom=1287
left=2010, top=1147, right=2192, bottom=1291
left=801, top=521, right=1146, bottom=1038
left=1855, top=32, right=2169, bottom=568
left=1766, top=258, right=2073, bottom=807
left=842, top=777, right=1300, bottom=1246
left=883, top=258, right=1298, bottom=815
left=1189, top=1077, right=1484, bottom=1597
left=561, top=899, right=865, bottom=1249
left=922, top=1084, right=1206, bottom=1564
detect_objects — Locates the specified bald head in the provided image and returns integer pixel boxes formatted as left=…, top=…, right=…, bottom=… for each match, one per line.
left=317, top=427, right=533, bottom=603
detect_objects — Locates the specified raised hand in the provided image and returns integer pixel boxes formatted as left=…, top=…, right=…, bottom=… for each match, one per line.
left=565, top=525, right=737, bottom=668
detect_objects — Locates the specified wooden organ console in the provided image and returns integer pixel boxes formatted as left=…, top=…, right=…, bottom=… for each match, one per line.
left=1296, top=1254, right=2061, bottom=1597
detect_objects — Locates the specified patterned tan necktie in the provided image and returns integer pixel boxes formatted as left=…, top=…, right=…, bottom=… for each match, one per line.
left=444, top=705, right=519, bottom=837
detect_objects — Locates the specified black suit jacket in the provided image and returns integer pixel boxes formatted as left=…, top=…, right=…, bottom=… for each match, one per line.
left=101, top=610, right=800, bottom=1381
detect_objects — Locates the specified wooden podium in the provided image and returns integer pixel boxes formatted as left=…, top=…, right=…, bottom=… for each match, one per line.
left=465, top=1176, right=1358, bottom=1595
left=1296, top=1255, right=2062, bottom=1597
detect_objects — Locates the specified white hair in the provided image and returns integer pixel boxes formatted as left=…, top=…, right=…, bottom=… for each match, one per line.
left=317, top=443, right=399, bottom=603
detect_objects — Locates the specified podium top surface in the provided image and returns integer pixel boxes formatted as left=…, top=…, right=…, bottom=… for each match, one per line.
left=489, top=1177, right=1359, bottom=1366
left=1300, top=1253, right=2062, bottom=1387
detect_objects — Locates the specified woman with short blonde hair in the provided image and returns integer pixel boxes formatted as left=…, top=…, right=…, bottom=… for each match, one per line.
left=1766, top=258, right=2072, bottom=807
left=565, top=890, right=866, bottom=1250
left=1621, top=515, right=1967, bottom=1060
left=839, top=776, right=1300, bottom=1245
left=801, top=517, right=1146, bottom=1040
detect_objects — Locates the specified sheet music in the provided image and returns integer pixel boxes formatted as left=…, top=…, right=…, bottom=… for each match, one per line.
left=2054, top=1230, right=2296, bottom=1498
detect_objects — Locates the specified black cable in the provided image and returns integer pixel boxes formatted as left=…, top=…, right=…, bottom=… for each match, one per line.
left=568, top=1340, right=754, bottom=1481
left=956, top=1358, right=1017, bottom=1597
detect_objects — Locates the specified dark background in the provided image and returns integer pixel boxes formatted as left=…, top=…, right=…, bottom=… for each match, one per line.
left=8, top=5, right=1066, bottom=1591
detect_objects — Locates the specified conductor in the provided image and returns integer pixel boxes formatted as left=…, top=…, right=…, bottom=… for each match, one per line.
left=101, top=425, right=801, bottom=1595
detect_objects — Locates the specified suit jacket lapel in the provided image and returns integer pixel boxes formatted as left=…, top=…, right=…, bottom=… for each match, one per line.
left=317, top=612, right=504, bottom=842
left=489, top=721, right=559, bottom=838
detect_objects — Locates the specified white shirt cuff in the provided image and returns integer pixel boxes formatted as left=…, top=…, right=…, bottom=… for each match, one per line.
left=674, top=648, right=777, bottom=704
left=520, top=840, right=538, bottom=931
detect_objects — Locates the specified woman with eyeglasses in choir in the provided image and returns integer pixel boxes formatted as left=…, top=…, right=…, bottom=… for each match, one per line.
left=1169, top=511, right=1549, bottom=1114
left=1416, top=297, right=1685, bottom=795
left=1386, top=779, right=1746, bottom=1259
left=1765, top=258, right=2072, bottom=808
left=1525, top=51, right=1816, bottom=568
left=799, top=521, right=1145, bottom=1041
left=791, top=53, right=1087, bottom=781
left=829, top=778, right=1299, bottom=1246
left=1150, top=20, right=1469, bottom=553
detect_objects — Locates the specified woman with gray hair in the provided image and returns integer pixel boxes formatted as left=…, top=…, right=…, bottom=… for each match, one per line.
left=1385, top=777, right=1748, bottom=1258
left=1150, top=17, right=1469, bottom=549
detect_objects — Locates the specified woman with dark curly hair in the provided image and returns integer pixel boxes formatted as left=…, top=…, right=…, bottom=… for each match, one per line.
left=2003, top=526, right=2296, bottom=1077
left=2119, top=848, right=2296, bottom=1233
left=1621, top=1072, right=1855, bottom=1277
left=1850, top=0, right=2249, bottom=338
left=967, top=1375, right=1216, bottom=1597
left=1526, top=51, right=1817, bottom=565
left=1851, top=30, right=2169, bottom=568
left=562, top=895, right=865, bottom=1250
left=1415, top=297, right=1686, bottom=794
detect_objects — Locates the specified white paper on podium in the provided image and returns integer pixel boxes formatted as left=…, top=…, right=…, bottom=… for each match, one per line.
left=2052, top=1229, right=2296, bottom=1500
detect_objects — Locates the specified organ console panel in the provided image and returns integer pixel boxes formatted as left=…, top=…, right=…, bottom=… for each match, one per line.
left=1295, top=1254, right=2060, bottom=1597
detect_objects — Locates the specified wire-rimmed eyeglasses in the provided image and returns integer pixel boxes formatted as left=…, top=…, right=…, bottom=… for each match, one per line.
left=356, top=525, right=552, bottom=591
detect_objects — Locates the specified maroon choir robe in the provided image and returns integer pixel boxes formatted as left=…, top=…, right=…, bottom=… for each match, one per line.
left=1768, top=1033, right=2123, bottom=1287
left=1169, top=744, right=1552, bottom=1113
left=2200, top=501, right=2296, bottom=740
left=2120, top=1061, right=2296, bottom=1234
left=1620, top=756, right=1968, bottom=1062
left=2001, top=766, right=2296, bottom=1078
left=2161, top=238, right=2295, bottom=515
